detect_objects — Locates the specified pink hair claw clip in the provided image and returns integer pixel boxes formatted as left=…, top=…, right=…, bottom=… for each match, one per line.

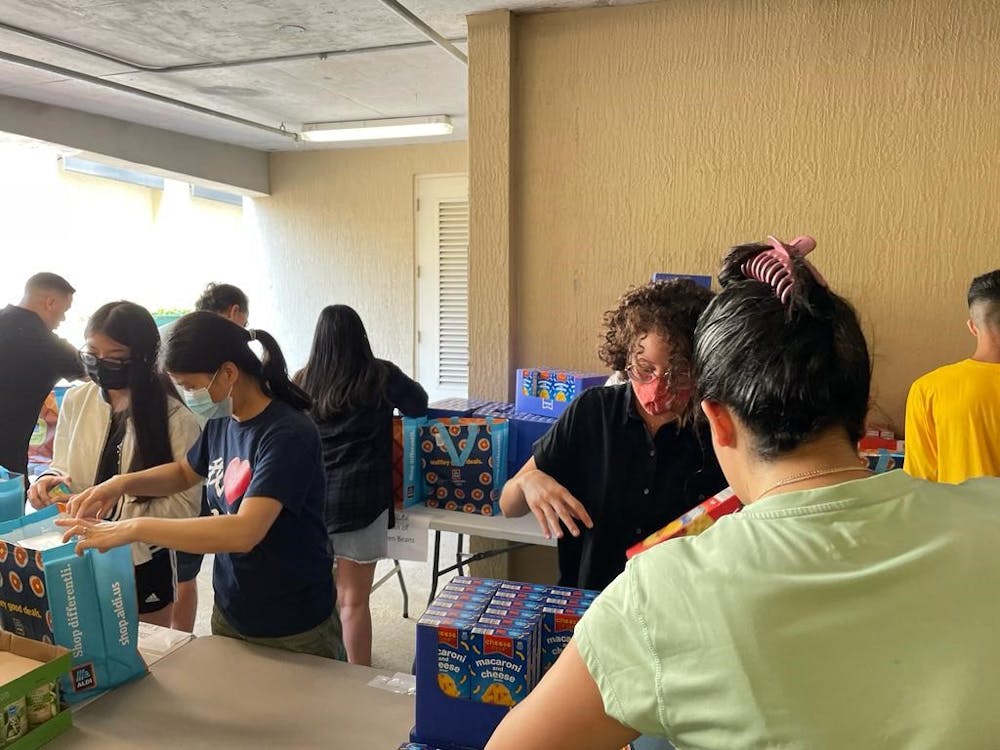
left=742, top=234, right=827, bottom=304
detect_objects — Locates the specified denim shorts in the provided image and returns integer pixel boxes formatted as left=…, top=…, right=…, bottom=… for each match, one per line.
left=330, top=509, right=389, bottom=564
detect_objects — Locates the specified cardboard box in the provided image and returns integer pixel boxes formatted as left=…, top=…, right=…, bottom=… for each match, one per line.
left=0, top=631, right=72, bottom=749
left=392, top=417, right=405, bottom=510
left=650, top=272, right=712, bottom=288
left=472, top=404, right=557, bottom=479
left=626, top=488, right=743, bottom=559
left=858, top=435, right=905, bottom=452
left=416, top=578, right=596, bottom=750
left=861, top=450, right=905, bottom=473
left=426, top=399, right=503, bottom=419
left=514, top=369, right=606, bottom=419
left=468, top=623, right=540, bottom=708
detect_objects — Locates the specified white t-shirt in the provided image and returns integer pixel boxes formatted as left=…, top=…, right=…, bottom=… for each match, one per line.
left=576, top=470, right=1000, bottom=749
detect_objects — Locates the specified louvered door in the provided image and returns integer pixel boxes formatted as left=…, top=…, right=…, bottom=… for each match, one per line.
left=416, top=174, right=469, bottom=400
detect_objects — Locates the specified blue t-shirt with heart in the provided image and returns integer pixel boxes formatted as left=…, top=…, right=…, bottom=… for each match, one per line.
left=187, top=399, right=333, bottom=638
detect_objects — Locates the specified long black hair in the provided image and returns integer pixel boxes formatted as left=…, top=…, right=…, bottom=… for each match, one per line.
left=295, top=305, right=388, bottom=421
left=694, top=242, right=871, bottom=458
left=85, top=301, right=177, bottom=472
left=163, top=311, right=310, bottom=411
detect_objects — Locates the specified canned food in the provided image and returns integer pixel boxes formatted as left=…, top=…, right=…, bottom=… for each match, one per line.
left=25, top=681, right=58, bottom=728
left=0, top=697, right=27, bottom=745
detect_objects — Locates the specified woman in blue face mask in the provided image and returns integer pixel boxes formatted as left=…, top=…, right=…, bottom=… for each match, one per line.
left=28, top=301, right=202, bottom=628
left=58, top=311, right=345, bottom=660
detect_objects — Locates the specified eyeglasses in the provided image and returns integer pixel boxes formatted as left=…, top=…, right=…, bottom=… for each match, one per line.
left=79, top=350, right=131, bottom=371
left=625, top=362, right=693, bottom=389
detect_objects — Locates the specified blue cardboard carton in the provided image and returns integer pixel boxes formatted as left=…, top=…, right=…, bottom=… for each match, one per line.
left=514, top=369, right=606, bottom=418
left=427, top=399, right=503, bottom=419
left=473, top=404, right=557, bottom=479
left=651, top=272, right=712, bottom=288
left=414, top=578, right=598, bottom=750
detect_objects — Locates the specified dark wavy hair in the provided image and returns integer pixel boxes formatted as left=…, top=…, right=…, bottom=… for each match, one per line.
left=695, top=242, right=871, bottom=459
left=85, top=301, right=178, bottom=473
left=599, top=279, right=714, bottom=371
left=162, top=311, right=310, bottom=411
left=295, top=305, right=388, bottom=421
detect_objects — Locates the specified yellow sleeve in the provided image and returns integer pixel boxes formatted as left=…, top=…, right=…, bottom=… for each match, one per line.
left=904, top=378, right=937, bottom=481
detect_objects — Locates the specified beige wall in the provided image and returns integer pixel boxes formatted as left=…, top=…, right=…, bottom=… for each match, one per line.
left=0, top=142, right=248, bottom=346
left=469, top=0, right=1000, bottom=432
left=247, top=142, right=468, bottom=372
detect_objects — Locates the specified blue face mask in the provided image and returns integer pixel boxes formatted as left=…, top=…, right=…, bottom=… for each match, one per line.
left=181, top=370, right=232, bottom=425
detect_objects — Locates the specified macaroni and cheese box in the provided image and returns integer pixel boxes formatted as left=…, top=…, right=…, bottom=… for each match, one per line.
left=626, top=487, right=743, bottom=559
left=415, top=578, right=592, bottom=750
left=540, top=607, right=586, bottom=674
left=515, top=368, right=605, bottom=418
left=431, top=625, right=473, bottom=700
left=468, top=624, right=539, bottom=708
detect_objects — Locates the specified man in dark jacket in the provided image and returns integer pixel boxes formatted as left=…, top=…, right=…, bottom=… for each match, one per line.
left=0, top=272, right=83, bottom=480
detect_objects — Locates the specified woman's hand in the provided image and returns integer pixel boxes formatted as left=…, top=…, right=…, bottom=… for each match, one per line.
left=519, top=469, right=594, bottom=540
left=66, top=476, right=126, bottom=519
left=56, top=517, right=136, bottom=555
left=27, top=474, right=71, bottom=510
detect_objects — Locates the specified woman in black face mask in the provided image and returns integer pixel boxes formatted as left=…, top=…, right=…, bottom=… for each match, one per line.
left=28, top=301, right=202, bottom=627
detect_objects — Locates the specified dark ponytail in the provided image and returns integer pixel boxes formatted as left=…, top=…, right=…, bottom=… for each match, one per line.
left=86, top=301, right=177, bottom=472
left=164, top=311, right=311, bottom=411
left=694, top=239, right=871, bottom=458
left=251, top=328, right=312, bottom=411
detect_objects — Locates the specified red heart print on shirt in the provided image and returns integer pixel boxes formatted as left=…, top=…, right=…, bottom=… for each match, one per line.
left=223, top=458, right=253, bottom=506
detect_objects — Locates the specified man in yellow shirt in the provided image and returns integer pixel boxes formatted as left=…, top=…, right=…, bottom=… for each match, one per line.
left=905, top=269, right=1000, bottom=482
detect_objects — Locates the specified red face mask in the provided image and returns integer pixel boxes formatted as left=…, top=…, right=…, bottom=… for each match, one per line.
left=632, top=378, right=690, bottom=416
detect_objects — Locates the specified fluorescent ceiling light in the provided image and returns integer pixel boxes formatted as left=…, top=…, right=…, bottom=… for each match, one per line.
left=299, top=116, right=453, bottom=143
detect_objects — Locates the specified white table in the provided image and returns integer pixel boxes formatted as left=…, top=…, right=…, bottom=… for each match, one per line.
left=406, top=506, right=555, bottom=604
left=51, top=636, right=415, bottom=748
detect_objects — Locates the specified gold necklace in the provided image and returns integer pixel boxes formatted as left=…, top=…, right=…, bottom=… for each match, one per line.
left=754, top=465, right=873, bottom=502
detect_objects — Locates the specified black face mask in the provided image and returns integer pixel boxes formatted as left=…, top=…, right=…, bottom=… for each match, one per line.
left=84, top=360, right=131, bottom=391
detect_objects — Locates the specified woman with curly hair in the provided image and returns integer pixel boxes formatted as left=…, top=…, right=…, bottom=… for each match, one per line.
left=500, top=279, right=726, bottom=590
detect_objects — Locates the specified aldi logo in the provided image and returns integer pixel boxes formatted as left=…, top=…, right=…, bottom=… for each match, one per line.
left=71, top=663, right=96, bottom=692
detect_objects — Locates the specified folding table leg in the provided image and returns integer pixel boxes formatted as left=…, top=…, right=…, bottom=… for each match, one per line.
left=428, top=530, right=443, bottom=606
left=394, top=559, right=409, bottom=619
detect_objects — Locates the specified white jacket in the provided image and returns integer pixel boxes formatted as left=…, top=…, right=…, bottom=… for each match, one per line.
left=48, top=382, right=203, bottom=565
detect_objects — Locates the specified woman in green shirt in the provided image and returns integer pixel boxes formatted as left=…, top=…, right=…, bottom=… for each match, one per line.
left=487, top=236, right=1000, bottom=750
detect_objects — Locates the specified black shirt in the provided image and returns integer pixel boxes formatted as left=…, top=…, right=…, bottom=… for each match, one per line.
left=0, top=305, right=83, bottom=477
left=313, top=361, right=428, bottom=534
left=96, top=410, right=128, bottom=488
left=534, top=384, right=727, bottom=591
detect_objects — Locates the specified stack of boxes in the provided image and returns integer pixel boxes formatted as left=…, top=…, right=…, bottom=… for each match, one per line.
left=412, top=577, right=598, bottom=750
left=515, top=369, right=606, bottom=419
left=858, top=427, right=905, bottom=472
left=472, top=403, right=556, bottom=481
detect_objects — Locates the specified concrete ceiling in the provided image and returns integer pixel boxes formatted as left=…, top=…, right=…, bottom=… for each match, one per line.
left=0, top=0, right=648, bottom=151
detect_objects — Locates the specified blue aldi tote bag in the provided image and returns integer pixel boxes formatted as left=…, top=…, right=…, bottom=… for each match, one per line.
left=0, top=506, right=146, bottom=703
left=403, top=416, right=509, bottom=516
